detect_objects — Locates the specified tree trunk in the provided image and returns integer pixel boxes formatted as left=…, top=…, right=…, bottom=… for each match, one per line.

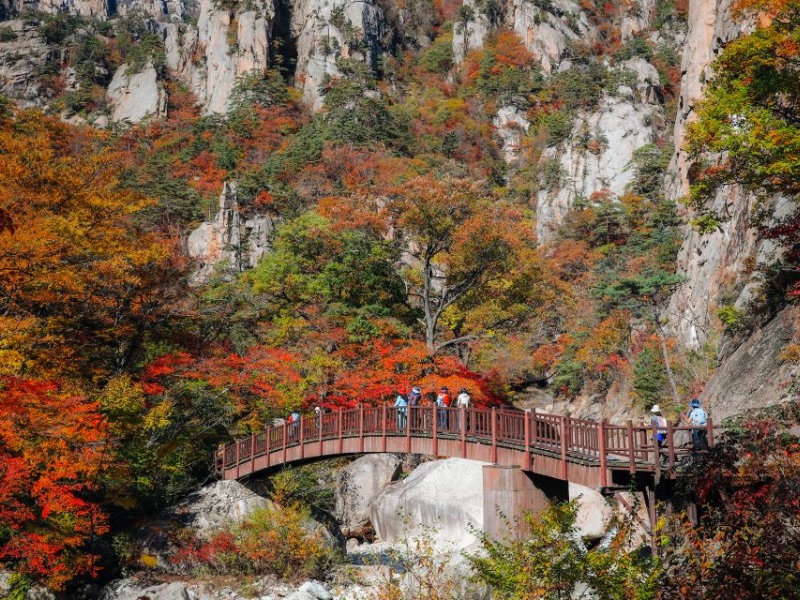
left=657, top=325, right=681, bottom=406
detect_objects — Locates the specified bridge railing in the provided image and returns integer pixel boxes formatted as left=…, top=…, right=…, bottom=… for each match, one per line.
left=216, top=405, right=720, bottom=482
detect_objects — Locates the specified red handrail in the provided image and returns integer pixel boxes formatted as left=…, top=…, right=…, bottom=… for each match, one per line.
left=215, top=406, right=721, bottom=480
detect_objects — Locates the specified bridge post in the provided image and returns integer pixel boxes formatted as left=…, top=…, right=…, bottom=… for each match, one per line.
left=250, top=435, right=256, bottom=475
left=266, top=426, right=271, bottom=469
left=299, top=416, right=305, bottom=459
left=598, top=420, right=607, bottom=488
left=461, top=405, right=467, bottom=458
left=666, top=420, right=675, bottom=468
left=319, top=415, right=323, bottom=456
left=523, top=410, right=532, bottom=471
left=483, top=464, right=548, bottom=540
left=707, top=417, right=714, bottom=447
left=235, top=439, right=241, bottom=479
left=491, top=407, right=498, bottom=464
left=381, top=404, right=387, bottom=452
left=627, top=419, right=636, bottom=474
left=652, top=425, right=660, bottom=480
left=282, top=421, right=288, bottom=465
left=338, top=408, right=343, bottom=455
left=359, top=404, right=365, bottom=453
left=432, top=404, right=438, bottom=457
left=406, top=404, right=411, bottom=453
left=560, top=417, right=568, bottom=479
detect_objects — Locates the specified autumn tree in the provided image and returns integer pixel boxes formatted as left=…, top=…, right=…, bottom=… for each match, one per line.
left=660, top=402, right=800, bottom=599
left=346, top=176, right=535, bottom=354
left=0, top=377, right=109, bottom=590
left=0, top=107, right=184, bottom=380
left=687, top=0, right=800, bottom=301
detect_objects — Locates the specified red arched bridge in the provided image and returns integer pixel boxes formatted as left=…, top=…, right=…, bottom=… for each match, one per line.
left=215, top=405, right=717, bottom=489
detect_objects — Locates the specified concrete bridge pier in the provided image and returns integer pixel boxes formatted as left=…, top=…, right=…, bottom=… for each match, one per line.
left=482, top=464, right=550, bottom=539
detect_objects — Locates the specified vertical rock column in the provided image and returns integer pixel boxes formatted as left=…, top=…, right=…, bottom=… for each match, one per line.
left=482, top=465, right=548, bottom=540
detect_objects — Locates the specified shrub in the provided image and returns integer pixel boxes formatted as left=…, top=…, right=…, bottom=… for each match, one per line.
left=171, top=501, right=340, bottom=581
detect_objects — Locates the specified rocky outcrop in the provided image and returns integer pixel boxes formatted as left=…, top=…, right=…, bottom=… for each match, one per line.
left=536, top=96, right=660, bottom=242
left=664, top=0, right=759, bottom=348
left=182, top=0, right=272, bottom=114
left=508, top=0, right=593, bottom=73
left=168, top=480, right=273, bottom=538
left=0, top=20, right=50, bottom=107
left=451, top=0, right=490, bottom=64
left=107, top=63, right=167, bottom=123
left=187, top=181, right=274, bottom=284
left=24, top=0, right=108, bottom=18
left=568, top=482, right=612, bottom=540
left=292, top=0, right=386, bottom=111
left=335, top=454, right=402, bottom=540
left=493, top=105, right=530, bottom=164
left=698, top=307, right=800, bottom=420
left=101, top=576, right=336, bottom=600
left=370, top=458, right=488, bottom=550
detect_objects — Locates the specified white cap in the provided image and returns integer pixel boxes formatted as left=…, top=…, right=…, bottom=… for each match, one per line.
left=651, top=404, right=661, bottom=413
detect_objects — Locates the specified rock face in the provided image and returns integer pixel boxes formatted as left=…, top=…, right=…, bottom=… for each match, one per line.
left=568, top=482, right=612, bottom=540
left=699, top=307, right=800, bottom=420
left=292, top=0, right=386, bottom=111
left=370, top=458, right=488, bottom=550
left=335, top=454, right=402, bottom=539
left=0, top=20, right=50, bottom=106
left=187, top=181, right=274, bottom=284
left=664, top=0, right=758, bottom=348
left=177, top=0, right=273, bottom=114
left=508, top=0, right=593, bottom=73
left=451, top=0, right=490, bottom=64
left=107, top=63, right=168, bottom=123
left=168, top=479, right=273, bottom=538
left=493, top=105, right=530, bottom=164
left=101, top=577, right=336, bottom=600
left=536, top=96, right=659, bottom=242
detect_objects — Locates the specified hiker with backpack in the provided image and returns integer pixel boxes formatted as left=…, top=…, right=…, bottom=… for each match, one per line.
left=394, top=389, right=408, bottom=430
left=684, top=398, right=708, bottom=450
left=650, top=405, right=667, bottom=462
left=456, top=387, right=470, bottom=430
left=408, top=386, right=422, bottom=428
left=436, top=386, right=451, bottom=430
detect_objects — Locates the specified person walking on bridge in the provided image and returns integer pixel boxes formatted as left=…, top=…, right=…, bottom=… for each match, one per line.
left=684, top=398, right=708, bottom=450
left=456, top=387, right=470, bottom=430
left=437, top=386, right=451, bottom=430
left=394, top=390, right=408, bottom=430
left=650, top=405, right=667, bottom=463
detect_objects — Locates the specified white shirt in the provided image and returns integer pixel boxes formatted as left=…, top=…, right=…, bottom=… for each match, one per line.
left=456, top=392, right=470, bottom=407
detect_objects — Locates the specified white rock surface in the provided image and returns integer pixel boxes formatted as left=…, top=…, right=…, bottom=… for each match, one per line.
left=494, top=105, right=530, bottom=164
left=170, top=479, right=272, bottom=538
left=370, top=458, right=489, bottom=551
left=107, top=63, right=167, bottom=123
left=292, top=0, right=386, bottom=110
left=0, top=20, right=50, bottom=107
left=568, top=482, right=612, bottom=540
left=178, top=0, right=273, bottom=114
left=536, top=97, right=658, bottom=242
left=509, top=0, right=594, bottom=73
left=187, top=181, right=274, bottom=283
left=452, top=0, right=491, bottom=64
left=335, top=454, right=402, bottom=538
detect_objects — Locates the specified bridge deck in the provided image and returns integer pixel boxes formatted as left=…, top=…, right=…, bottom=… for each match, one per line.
left=216, top=406, right=717, bottom=488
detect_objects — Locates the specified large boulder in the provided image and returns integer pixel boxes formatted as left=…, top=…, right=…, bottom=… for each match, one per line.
left=106, top=63, right=168, bottom=124
left=170, top=479, right=273, bottom=538
left=335, top=454, right=403, bottom=539
left=568, top=482, right=613, bottom=540
left=370, top=458, right=489, bottom=551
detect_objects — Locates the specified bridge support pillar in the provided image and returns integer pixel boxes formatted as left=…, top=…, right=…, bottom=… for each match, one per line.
left=482, top=465, right=548, bottom=540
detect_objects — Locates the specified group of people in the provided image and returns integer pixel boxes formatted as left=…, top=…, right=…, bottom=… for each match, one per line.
left=650, top=398, right=709, bottom=453
left=393, top=385, right=471, bottom=429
